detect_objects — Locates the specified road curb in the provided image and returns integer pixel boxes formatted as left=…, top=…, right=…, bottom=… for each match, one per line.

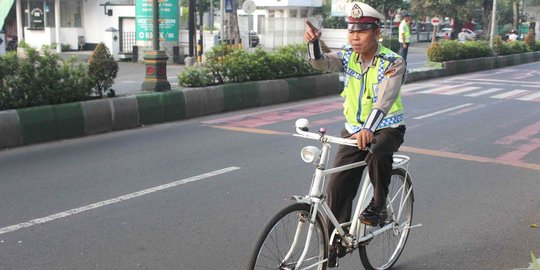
left=1, top=54, right=539, bottom=150
left=0, top=110, right=21, bottom=149
left=82, top=99, right=114, bottom=135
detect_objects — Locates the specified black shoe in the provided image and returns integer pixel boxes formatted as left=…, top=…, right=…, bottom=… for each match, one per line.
left=360, top=204, right=388, bottom=227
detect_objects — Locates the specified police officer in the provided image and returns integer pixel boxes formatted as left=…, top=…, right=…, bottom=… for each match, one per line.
left=304, top=2, right=406, bottom=267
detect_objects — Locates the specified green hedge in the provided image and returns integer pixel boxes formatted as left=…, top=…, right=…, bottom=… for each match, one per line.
left=0, top=47, right=93, bottom=110
left=179, top=44, right=322, bottom=87
left=427, top=40, right=493, bottom=62
left=428, top=37, right=540, bottom=62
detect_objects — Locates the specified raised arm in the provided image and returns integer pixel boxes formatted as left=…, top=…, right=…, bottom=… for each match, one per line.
left=304, top=20, right=344, bottom=73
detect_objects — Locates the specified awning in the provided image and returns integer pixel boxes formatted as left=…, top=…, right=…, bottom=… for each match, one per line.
left=0, top=0, right=15, bottom=31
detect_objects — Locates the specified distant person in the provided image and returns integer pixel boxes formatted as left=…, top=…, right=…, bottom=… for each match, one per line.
left=508, top=30, right=518, bottom=41
left=398, top=12, right=411, bottom=61
left=458, top=28, right=467, bottom=42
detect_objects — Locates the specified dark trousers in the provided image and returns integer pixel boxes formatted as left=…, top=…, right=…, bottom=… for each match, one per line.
left=398, top=43, right=409, bottom=61
left=327, top=126, right=405, bottom=229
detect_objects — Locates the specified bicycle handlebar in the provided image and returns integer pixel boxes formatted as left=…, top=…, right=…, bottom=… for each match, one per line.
left=294, top=118, right=358, bottom=147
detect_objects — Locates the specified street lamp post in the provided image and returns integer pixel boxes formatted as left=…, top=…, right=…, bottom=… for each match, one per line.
left=141, top=0, right=171, bottom=92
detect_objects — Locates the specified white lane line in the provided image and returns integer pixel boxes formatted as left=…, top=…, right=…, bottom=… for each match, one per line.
left=516, top=91, right=540, bottom=101
left=464, top=88, right=503, bottom=97
left=441, top=86, right=481, bottom=95
left=0, top=167, right=241, bottom=236
left=413, top=103, right=474, bottom=120
left=490, top=89, right=529, bottom=99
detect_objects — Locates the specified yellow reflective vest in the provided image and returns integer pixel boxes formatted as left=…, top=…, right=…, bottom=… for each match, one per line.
left=339, top=46, right=404, bottom=133
left=399, top=20, right=410, bottom=43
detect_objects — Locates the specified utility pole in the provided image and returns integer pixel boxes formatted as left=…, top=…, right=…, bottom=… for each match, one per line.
left=141, top=0, right=171, bottom=92
left=489, top=0, right=498, bottom=48
left=189, top=0, right=196, bottom=57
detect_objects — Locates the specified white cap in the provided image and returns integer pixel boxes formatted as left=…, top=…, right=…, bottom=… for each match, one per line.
left=345, top=2, right=385, bottom=23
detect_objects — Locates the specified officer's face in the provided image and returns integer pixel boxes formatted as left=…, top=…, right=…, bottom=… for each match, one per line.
left=348, top=28, right=380, bottom=55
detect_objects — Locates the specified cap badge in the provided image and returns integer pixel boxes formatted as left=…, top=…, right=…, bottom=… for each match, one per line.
left=351, top=3, right=363, bottom=18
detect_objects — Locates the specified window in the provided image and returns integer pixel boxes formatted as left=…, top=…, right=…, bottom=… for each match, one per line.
left=28, top=0, right=45, bottom=29
left=60, top=0, right=82, bottom=27
left=289, top=9, right=297, bottom=18
left=45, top=1, right=55, bottom=27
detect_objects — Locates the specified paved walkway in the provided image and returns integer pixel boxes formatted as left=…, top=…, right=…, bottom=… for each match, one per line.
left=60, top=51, right=185, bottom=96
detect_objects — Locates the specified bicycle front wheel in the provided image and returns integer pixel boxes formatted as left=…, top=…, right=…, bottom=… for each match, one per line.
left=359, top=168, right=414, bottom=270
left=247, top=203, right=328, bottom=270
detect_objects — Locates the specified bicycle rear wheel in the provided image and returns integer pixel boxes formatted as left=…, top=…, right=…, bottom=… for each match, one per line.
left=247, top=203, right=328, bottom=270
left=359, top=168, right=414, bottom=270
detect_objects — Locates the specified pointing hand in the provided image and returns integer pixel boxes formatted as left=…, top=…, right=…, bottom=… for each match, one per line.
left=304, top=20, right=322, bottom=43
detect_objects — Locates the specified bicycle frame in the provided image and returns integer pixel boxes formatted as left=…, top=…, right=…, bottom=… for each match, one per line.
left=286, top=123, right=412, bottom=270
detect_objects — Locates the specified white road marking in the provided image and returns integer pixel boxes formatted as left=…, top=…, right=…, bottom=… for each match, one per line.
left=413, top=103, right=474, bottom=120
left=441, top=86, right=481, bottom=95
left=417, top=83, right=472, bottom=94
left=516, top=91, right=540, bottom=101
left=466, top=78, right=540, bottom=86
left=401, top=83, right=437, bottom=92
left=490, top=90, right=529, bottom=99
left=0, top=167, right=241, bottom=236
left=464, top=88, right=503, bottom=97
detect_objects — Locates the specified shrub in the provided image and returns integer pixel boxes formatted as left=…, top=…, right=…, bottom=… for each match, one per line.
left=178, top=66, right=214, bottom=87
left=493, top=36, right=512, bottom=55
left=179, top=44, right=321, bottom=87
left=50, top=42, right=72, bottom=52
left=523, top=30, right=536, bottom=51
left=88, top=43, right=119, bottom=97
left=427, top=42, right=443, bottom=62
left=0, top=47, right=93, bottom=110
left=427, top=40, right=493, bottom=62
left=507, top=41, right=530, bottom=54
left=380, top=37, right=400, bottom=53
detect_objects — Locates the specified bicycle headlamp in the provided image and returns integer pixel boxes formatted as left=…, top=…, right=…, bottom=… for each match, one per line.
left=300, top=146, right=321, bottom=163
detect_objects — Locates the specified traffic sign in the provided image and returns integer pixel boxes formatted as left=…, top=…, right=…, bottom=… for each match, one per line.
left=431, top=17, right=441, bottom=26
left=242, top=0, right=256, bottom=14
left=225, top=0, right=233, bottom=13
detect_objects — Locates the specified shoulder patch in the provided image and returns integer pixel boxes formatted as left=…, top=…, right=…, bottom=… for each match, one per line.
left=384, top=68, right=398, bottom=77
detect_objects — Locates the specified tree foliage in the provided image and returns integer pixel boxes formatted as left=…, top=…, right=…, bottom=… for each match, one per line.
left=410, top=0, right=470, bottom=19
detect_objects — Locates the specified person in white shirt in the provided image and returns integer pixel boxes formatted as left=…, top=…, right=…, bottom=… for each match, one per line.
left=508, top=30, right=518, bottom=41
left=458, top=28, right=467, bottom=42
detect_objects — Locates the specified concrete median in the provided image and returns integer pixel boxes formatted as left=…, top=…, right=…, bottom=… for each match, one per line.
left=2, top=52, right=540, bottom=150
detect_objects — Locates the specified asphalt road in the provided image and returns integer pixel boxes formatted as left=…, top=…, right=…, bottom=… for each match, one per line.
left=1, top=62, right=539, bottom=270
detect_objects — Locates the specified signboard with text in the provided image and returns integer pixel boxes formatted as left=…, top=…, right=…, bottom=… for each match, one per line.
left=136, top=0, right=178, bottom=42
left=331, top=0, right=347, bottom=17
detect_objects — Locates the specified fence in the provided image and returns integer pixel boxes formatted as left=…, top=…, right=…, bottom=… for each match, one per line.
left=120, top=32, right=135, bottom=53
left=256, top=17, right=316, bottom=49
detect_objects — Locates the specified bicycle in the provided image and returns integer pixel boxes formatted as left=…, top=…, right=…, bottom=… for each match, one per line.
left=248, top=118, right=420, bottom=270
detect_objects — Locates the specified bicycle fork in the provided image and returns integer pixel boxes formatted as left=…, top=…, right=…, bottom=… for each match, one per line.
left=279, top=202, right=323, bottom=270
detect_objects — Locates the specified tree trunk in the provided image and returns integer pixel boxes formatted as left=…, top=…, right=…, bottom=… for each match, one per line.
left=231, top=1, right=240, bottom=47
left=482, top=0, right=492, bottom=35
left=513, top=0, right=519, bottom=31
